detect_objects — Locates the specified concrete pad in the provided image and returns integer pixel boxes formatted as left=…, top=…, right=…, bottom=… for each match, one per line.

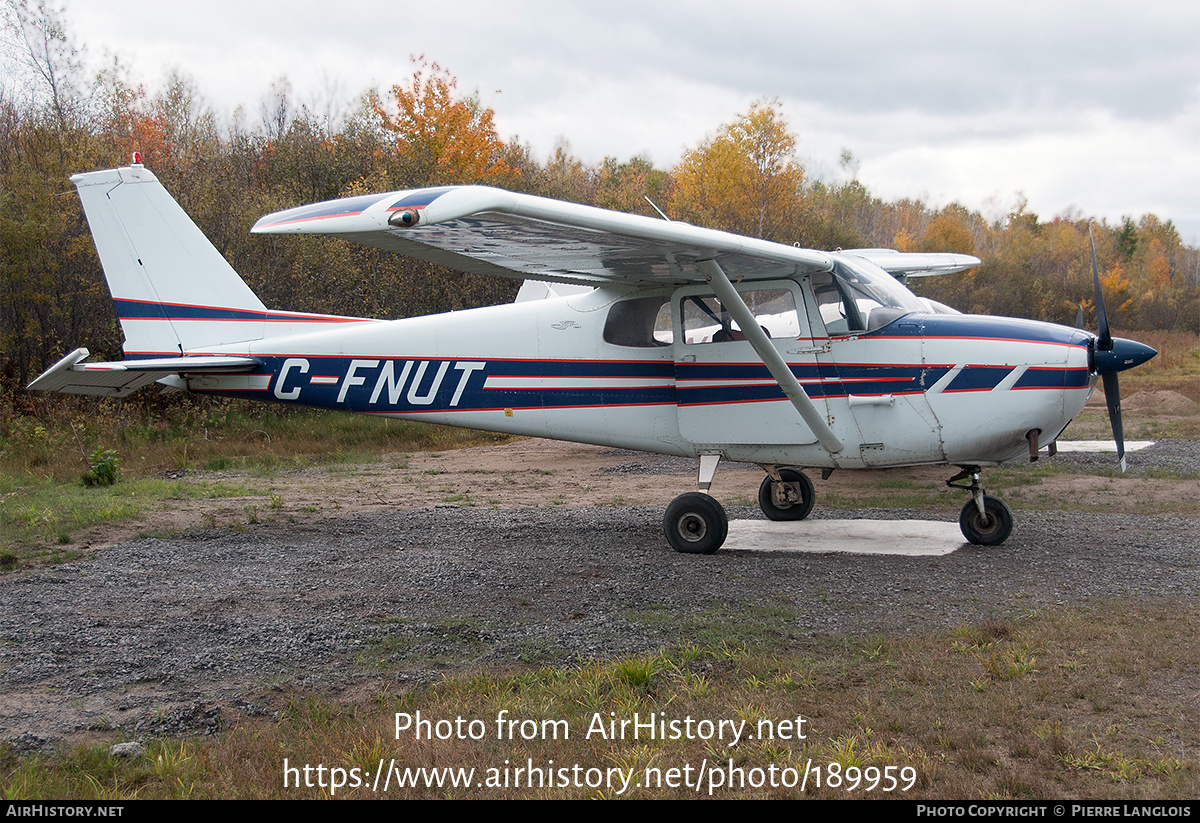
left=1054, top=440, right=1154, bottom=453
left=726, top=519, right=966, bottom=556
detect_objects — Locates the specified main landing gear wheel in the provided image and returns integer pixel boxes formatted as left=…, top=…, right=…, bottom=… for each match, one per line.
left=664, top=492, right=728, bottom=555
left=959, top=495, right=1013, bottom=546
left=758, top=468, right=815, bottom=521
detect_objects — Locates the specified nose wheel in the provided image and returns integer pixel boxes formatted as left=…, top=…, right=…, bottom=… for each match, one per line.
left=959, top=495, right=1013, bottom=545
left=663, top=492, right=728, bottom=554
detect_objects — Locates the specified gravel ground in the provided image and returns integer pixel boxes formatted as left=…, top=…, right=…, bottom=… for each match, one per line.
left=602, top=437, right=1200, bottom=476
left=2, top=440, right=1198, bottom=752
left=1049, top=437, right=1200, bottom=474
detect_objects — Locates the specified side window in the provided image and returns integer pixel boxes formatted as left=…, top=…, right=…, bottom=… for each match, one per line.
left=680, top=287, right=802, bottom=344
left=603, top=296, right=673, bottom=347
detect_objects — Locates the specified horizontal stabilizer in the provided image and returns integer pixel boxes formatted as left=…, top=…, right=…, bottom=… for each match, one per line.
left=513, top=281, right=595, bottom=302
left=28, top=348, right=259, bottom=398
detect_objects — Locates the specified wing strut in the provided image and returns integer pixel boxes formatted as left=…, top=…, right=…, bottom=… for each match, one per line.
left=698, top=260, right=844, bottom=454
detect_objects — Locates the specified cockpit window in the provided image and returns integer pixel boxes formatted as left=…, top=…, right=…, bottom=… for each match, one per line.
left=603, top=296, right=673, bottom=347
left=813, top=257, right=925, bottom=335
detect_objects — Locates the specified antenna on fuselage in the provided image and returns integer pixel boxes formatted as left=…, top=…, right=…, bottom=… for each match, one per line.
left=644, top=196, right=671, bottom=221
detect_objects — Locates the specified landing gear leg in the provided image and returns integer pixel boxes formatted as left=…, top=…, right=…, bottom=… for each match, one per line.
left=947, top=467, right=1013, bottom=546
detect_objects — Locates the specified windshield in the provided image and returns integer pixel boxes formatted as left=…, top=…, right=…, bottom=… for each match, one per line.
left=813, top=256, right=926, bottom=334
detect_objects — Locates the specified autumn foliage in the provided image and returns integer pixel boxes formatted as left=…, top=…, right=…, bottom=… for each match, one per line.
left=671, top=100, right=803, bottom=242
left=373, top=57, right=515, bottom=188
left=1, top=3, right=1197, bottom=405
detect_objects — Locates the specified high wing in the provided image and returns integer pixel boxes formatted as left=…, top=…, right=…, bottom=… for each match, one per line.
left=28, top=348, right=259, bottom=398
left=252, top=185, right=842, bottom=287
left=252, top=186, right=979, bottom=286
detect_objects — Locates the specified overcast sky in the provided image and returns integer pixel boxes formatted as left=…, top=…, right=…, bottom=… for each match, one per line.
left=36, top=0, right=1200, bottom=243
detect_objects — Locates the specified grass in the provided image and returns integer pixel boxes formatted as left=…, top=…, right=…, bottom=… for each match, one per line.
left=1063, top=330, right=1200, bottom=441
left=2, top=601, right=1195, bottom=799
left=814, top=457, right=1200, bottom=517
left=0, top=472, right=257, bottom=565
left=2, top=396, right=510, bottom=483
left=0, top=398, right=510, bottom=565
left=1114, top=330, right=1200, bottom=403
left=1063, top=407, right=1200, bottom=441
left=627, top=601, right=805, bottom=650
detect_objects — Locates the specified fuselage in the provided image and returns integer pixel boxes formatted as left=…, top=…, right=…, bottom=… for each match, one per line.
left=189, top=276, right=1098, bottom=471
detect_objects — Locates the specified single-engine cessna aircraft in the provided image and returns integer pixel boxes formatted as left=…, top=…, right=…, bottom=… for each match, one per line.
left=31, top=162, right=1157, bottom=554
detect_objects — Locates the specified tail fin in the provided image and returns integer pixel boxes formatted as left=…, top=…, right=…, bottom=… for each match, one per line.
left=72, top=165, right=267, bottom=356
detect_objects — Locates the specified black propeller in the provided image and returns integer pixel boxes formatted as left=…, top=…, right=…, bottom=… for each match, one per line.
left=1087, top=227, right=1157, bottom=471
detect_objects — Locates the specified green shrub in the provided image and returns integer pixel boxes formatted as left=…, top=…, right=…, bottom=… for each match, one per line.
left=81, top=447, right=122, bottom=487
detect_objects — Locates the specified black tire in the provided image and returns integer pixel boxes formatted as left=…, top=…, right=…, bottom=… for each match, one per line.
left=758, top=468, right=816, bottom=521
left=663, top=493, right=728, bottom=554
left=959, top=496, right=1013, bottom=546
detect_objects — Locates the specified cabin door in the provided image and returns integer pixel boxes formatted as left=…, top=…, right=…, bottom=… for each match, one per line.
left=672, top=281, right=825, bottom=447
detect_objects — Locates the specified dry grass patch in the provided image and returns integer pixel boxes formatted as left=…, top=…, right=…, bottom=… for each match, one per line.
left=4, top=601, right=1196, bottom=799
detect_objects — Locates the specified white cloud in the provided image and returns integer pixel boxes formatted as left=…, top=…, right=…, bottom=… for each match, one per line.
left=56, top=0, right=1200, bottom=242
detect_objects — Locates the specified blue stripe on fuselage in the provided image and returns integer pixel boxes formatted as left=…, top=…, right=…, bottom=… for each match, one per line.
left=188, top=311, right=1092, bottom=411
left=113, top=299, right=367, bottom=324
left=210, top=356, right=678, bottom=412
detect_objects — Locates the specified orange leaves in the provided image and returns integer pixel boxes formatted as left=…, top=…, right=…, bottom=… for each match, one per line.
left=374, top=57, right=514, bottom=186
left=1143, top=239, right=1172, bottom=291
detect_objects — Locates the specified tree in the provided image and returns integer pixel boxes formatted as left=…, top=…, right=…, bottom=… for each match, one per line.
left=373, top=56, right=513, bottom=187
left=527, top=139, right=594, bottom=203
left=670, top=99, right=803, bottom=241
left=1115, top=217, right=1138, bottom=261
left=594, top=155, right=670, bottom=217
left=6, top=0, right=85, bottom=136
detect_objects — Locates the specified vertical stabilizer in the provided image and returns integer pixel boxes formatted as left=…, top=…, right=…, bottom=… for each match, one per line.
left=72, top=165, right=267, bottom=356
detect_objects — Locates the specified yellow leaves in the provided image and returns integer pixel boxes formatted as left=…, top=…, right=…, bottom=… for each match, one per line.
left=893, top=229, right=917, bottom=252
left=374, top=56, right=514, bottom=187
left=1080, top=259, right=1134, bottom=327
left=670, top=99, right=803, bottom=241
left=918, top=215, right=976, bottom=256
left=1144, top=239, right=1172, bottom=290
left=1099, top=261, right=1134, bottom=318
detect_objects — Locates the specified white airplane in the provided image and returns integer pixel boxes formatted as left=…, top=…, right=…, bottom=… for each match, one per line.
left=30, top=162, right=1157, bottom=554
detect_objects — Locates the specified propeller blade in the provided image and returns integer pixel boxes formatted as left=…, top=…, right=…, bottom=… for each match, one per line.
left=1102, top=371, right=1125, bottom=472
left=1087, top=225, right=1150, bottom=473
left=1075, top=303, right=1084, bottom=329
left=1089, top=226, right=1112, bottom=351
